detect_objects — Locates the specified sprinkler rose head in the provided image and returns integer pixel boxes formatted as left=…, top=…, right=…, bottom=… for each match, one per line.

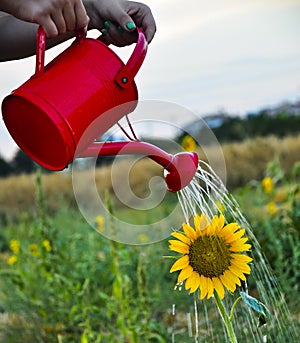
left=164, top=152, right=199, bottom=192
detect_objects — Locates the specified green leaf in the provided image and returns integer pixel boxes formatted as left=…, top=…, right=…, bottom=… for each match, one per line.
left=240, top=291, right=270, bottom=327
left=163, top=255, right=179, bottom=259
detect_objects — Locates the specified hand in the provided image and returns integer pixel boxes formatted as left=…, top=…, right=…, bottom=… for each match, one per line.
left=84, top=0, right=156, bottom=46
left=0, top=0, right=89, bottom=37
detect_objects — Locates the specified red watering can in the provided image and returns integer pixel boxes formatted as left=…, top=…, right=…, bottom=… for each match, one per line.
left=2, top=27, right=198, bottom=192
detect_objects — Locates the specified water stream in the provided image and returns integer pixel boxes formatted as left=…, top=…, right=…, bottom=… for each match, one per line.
left=174, top=160, right=298, bottom=342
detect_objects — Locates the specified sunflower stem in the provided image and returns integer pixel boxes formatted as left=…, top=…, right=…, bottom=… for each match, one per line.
left=214, top=291, right=238, bottom=343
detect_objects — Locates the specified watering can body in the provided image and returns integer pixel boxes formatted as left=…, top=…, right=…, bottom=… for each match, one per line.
left=2, top=27, right=199, bottom=192
left=2, top=27, right=147, bottom=171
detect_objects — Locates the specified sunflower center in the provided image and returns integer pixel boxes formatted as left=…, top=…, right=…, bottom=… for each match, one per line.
left=188, top=235, right=232, bottom=278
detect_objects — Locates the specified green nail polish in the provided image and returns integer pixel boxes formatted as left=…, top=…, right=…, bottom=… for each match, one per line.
left=117, top=25, right=124, bottom=32
left=104, top=21, right=110, bottom=30
left=126, top=22, right=136, bottom=30
left=101, top=29, right=107, bottom=36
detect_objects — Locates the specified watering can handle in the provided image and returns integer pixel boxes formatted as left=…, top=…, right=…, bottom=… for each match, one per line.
left=35, top=26, right=87, bottom=77
left=35, top=26, right=46, bottom=77
left=114, top=28, right=148, bottom=89
left=34, top=26, right=147, bottom=84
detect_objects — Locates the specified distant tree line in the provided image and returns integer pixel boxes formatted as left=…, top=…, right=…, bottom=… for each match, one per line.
left=2, top=110, right=300, bottom=178
left=0, top=150, right=36, bottom=178
left=211, top=111, right=300, bottom=143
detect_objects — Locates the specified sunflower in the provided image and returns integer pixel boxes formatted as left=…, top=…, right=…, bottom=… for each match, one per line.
left=169, top=213, right=252, bottom=299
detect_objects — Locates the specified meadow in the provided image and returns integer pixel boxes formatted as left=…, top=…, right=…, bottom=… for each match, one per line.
left=0, top=134, right=299, bottom=342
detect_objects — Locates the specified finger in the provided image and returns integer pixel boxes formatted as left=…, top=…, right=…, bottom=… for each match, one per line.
left=139, top=9, right=157, bottom=43
left=101, top=23, right=136, bottom=47
left=38, top=16, right=59, bottom=38
left=74, top=0, right=89, bottom=30
left=107, top=3, right=137, bottom=33
left=100, top=24, right=125, bottom=47
left=140, top=19, right=156, bottom=43
left=62, top=2, right=76, bottom=31
left=127, top=3, right=156, bottom=43
left=50, top=10, right=67, bottom=35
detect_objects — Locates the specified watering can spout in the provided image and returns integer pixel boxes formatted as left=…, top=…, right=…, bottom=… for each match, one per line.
left=164, top=151, right=199, bottom=192
left=79, top=141, right=198, bottom=192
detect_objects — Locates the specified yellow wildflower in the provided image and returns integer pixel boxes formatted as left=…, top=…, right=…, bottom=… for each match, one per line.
left=95, top=215, right=105, bottom=233
left=181, top=135, right=197, bottom=152
left=42, top=239, right=52, bottom=252
left=261, top=177, right=274, bottom=194
left=267, top=202, right=277, bottom=214
left=9, top=240, right=20, bottom=254
left=29, top=244, right=39, bottom=257
left=7, top=255, right=18, bottom=265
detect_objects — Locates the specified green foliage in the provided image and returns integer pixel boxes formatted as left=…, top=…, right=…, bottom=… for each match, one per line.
left=235, top=158, right=300, bottom=314
left=212, top=112, right=300, bottom=143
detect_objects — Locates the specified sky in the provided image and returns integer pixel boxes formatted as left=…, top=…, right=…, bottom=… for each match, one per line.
left=0, top=0, right=300, bottom=160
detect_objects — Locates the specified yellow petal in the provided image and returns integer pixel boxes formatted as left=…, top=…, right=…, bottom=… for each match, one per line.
left=171, top=231, right=191, bottom=244
left=169, top=244, right=189, bottom=254
left=194, top=213, right=209, bottom=232
left=231, top=259, right=251, bottom=274
left=189, top=273, right=201, bottom=293
left=220, top=223, right=240, bottom=239
left=194, top=213, right=201, bottom=231
left=230, top=243, right=251, bottom=252
left=207, top=215, right=218, bottom=234
left=168, top=239, right=188, bottom=247
left=199, top=274, right=208, bottom=299
left=225, top=229, right=246, bottom=243
left=233, top=237, right=248, bottom=245
left=220, top=272, right=237, bottom=293
left=183, top=223, right=198, bottom=241
left=216, top=214, right=225, bottom=231
left=225, top=269, right=241, bottom=287
left=229, top=264, right=247, bottom=281
left=178, top=265, right=194, bottom=283
left=169, top=240, right=190, bottom=254
left=212, top=277, right=225, bottom=299
left=185, top=271, right=199, bottom=292
left=170, top=255, right=189, bottom=273
left=231, top=254, right=253, bottom=263
left=209, top=214, right=224, bottom=234
left=206, top=278, right=215, bottom=299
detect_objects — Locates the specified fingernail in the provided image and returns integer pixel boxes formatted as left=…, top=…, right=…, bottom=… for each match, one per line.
left=126, top=22, right=136, bottom=30
left=104, top=21, right=110, bottom=30
left=100, top=29, right=107, bottom=36
left=117, top=25, right=124, bottom=32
